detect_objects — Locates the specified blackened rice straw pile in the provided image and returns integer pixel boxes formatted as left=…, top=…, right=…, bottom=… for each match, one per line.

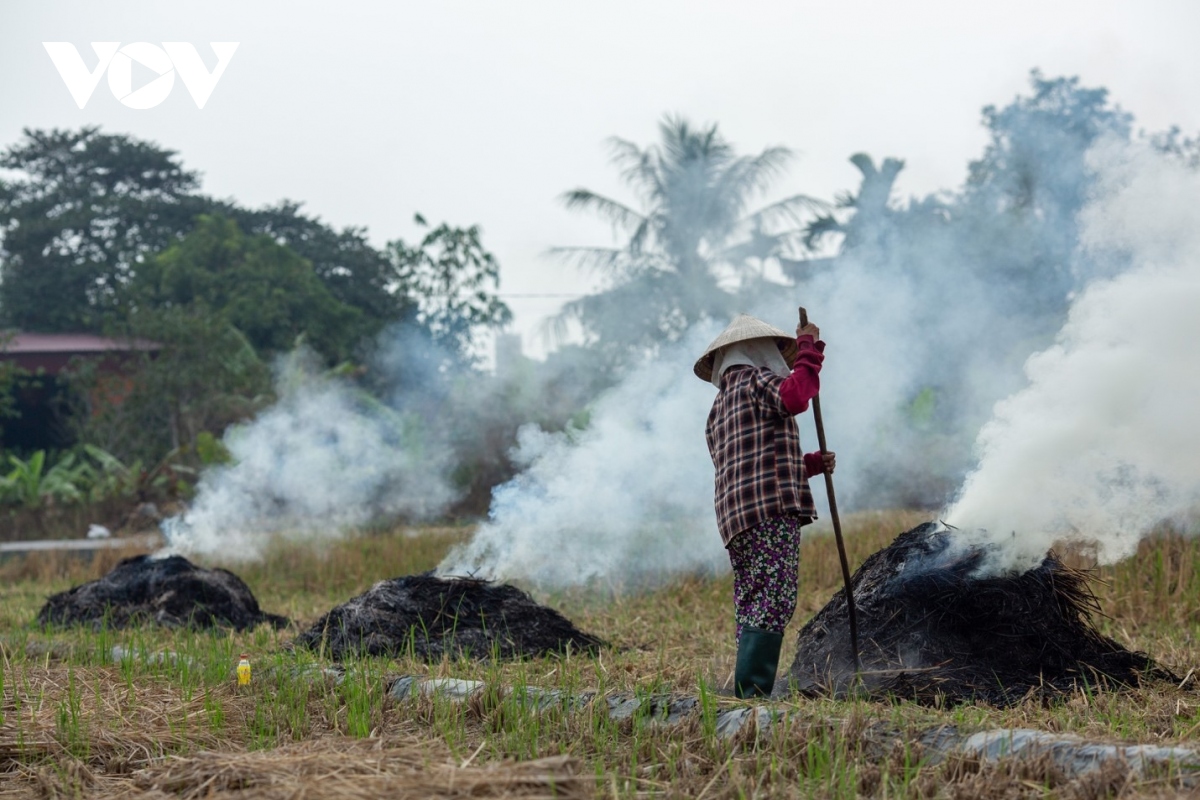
left=295, top=573, right=606, bottom=662
left=778, top=522, right=1175, bottom=706
left=38, top=554, right=289, bottom=631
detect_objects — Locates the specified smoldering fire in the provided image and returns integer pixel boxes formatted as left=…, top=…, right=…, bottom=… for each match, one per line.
left=778, top=523, right=1173, bottom=705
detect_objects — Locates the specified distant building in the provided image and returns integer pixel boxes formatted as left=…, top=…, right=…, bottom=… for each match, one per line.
left=0, top=333, right=158, bottom=451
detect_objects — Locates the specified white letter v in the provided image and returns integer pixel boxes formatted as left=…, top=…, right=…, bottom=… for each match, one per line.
left=43, top=42, right=120, bottom=109
left=163, top=43, right=239, bottom=109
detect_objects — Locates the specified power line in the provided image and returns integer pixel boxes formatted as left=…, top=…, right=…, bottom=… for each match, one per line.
left=496, top=293, right=585, bottom=298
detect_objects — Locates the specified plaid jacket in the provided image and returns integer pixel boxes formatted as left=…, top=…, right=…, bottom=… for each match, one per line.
left=706, top=343, right=823, bottom=546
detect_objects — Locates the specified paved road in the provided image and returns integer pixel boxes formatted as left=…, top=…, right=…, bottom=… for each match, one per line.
left=0, top=533, right=162, bottom=554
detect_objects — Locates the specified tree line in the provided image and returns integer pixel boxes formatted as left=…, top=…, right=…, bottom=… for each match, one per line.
left=0, top=127, right=517, bottom=530
left=0, top=126, right=510, bottom=363
left=1, top=70, right=1195, bottom=533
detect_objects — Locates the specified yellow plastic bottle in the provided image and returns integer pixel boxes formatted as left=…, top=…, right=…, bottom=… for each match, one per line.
left=236, top=653, right=251, bottom=686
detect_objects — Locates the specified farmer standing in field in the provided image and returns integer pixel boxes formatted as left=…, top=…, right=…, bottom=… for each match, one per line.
left=695, top=313, right=834, bottom=698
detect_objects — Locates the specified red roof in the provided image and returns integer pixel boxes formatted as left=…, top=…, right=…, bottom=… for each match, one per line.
left=2, top=333, right=158, bottom=354
left=0, top=333, right=160, bottom=376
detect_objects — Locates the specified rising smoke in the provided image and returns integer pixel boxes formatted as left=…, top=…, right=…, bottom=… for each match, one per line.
left=445, top=86, right=1200, bottom=589
left=945, top=141, right=1200, bottom=573
left=167, top=77, right=1199, bottom=586
left=162, top=347, right=459, bottom=560
left=437, top=254, right=991, bottom=590
left=440, top=325, right=729, bottom=588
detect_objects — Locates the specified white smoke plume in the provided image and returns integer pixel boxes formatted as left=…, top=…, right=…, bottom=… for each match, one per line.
left=161, top=87, right=1197, bottom=586
left=440, top=326, right=729, bottom=589
left=946, top=141, right=1200, bottom=572
left=162, top=349, right=458, bottom=560
left=438, top=272, right=936, bottom=590
left=444, top=136, right=1200, bottom=590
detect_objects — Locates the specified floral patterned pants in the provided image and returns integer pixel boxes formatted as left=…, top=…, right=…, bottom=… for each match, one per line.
left=727, top=513, right=803, bottom=641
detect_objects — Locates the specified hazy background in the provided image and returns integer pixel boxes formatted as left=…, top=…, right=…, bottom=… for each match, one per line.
left=4, top=1, right=1199, bottom=587
left=5, top=0, right=1199, bottom=356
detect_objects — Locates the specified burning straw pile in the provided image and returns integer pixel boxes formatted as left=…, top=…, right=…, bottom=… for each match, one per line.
left=294, top=573, right=605, bottom=662
left=779, top=522, right=1174, bottom=706
left=37, top=555, right=288, bottom=631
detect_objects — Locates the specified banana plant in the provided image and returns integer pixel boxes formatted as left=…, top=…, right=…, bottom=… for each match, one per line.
left=0, top=446, right=200, bottom=509
left=40, top=452, right=90, bottom=505
left=1, top=450, right=91, bottom=509
left=81, top=444, right=136, bottom=500
left=3, top=450, right=48, bottom=509
left=82, top=444, right=195, bottom=501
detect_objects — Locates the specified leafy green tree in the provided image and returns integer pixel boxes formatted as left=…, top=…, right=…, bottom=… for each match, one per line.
left=960, top=71, right=1133, bottom=314
left=386, top=215, right=512, bottom=365
left=0, top=127, right=210, bottom=331
left=0, top=125, right=520, bottom=500
left=0, top=333, right=26, bottom=444
left=132, top=214, right=366, bottom=362
left=231, top=201, right=413, bottom=339
left=554, top=116, right=826, bottom=360
left=70, top=307, right=272, bottom=464
left=0, top=128, right=415, bottom=344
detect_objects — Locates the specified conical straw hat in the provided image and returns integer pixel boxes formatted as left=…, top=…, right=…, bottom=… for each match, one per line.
left=693, top=314, right=798, bottom=382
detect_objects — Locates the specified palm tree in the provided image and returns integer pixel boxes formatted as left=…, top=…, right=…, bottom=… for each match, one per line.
left=551, top=116, right=827, bottom=361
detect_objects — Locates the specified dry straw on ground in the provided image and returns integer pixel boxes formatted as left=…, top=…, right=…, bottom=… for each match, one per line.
left=3, top=736, right=586, bottom=800
left=3, top=513, right=1200, bottom=798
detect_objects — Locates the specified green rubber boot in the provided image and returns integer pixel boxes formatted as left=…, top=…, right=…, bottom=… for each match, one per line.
left=734, top=626, right=784, bottom=699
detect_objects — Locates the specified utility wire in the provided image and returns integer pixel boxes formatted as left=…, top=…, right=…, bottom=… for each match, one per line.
left=496, top=293, right=585, bottom=298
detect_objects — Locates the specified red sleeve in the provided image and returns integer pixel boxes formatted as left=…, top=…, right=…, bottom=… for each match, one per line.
left=804, top=451, right=826, bottom=478
left=780, top=335, right=825, bottom=415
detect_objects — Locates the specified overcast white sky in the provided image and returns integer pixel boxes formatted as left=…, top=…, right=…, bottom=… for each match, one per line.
left=3, top=1, right=1198, bottom=356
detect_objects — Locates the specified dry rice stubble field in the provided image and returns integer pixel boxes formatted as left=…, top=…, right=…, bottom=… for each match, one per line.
left=1, top=511, right=1199, bottom=798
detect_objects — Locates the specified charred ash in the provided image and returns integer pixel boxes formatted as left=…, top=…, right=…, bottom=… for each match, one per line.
left=294, top=573, right=606, bottom=662
left=777, top=522, right=1175, bottom=706
left=38, top=555, right=289, bottom=631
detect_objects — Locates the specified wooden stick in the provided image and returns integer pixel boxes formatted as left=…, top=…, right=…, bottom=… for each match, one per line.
left=799, top=307, right=862, bottom=676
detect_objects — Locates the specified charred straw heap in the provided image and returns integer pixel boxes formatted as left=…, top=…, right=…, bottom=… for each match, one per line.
left=779, top=523, right=1175, bottom=706
left=294, top=573, right=606, bottom=662
left=38, top=555, right=289, bottom=631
